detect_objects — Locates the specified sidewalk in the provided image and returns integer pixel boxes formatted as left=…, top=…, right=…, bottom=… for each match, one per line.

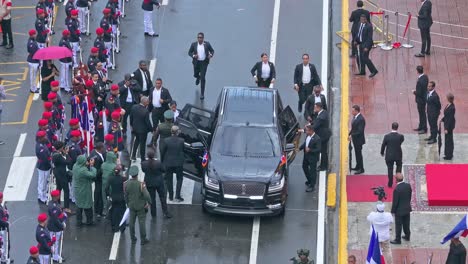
left=346, top=0, right=468, bottom=262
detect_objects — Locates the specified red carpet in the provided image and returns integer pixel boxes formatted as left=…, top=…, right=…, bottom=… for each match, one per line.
left=347, top=175, right=394, bottom=202
left=426, top=164, right=468, bottom=206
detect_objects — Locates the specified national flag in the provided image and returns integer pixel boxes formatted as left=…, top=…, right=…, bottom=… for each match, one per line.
left=274, top=154, right=287, bottom=173
left=70, top=96, right=81, bottom=119
left=441, top=214, right=468, bottom=244
left=366, top=226, right=386, bottom=264
left=202, top=151, right=209, bottom=168
left=80, top=96, right=95, bottom=154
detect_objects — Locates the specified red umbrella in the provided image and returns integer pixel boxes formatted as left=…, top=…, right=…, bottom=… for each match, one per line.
left=33, top=46, right=72, bottom=60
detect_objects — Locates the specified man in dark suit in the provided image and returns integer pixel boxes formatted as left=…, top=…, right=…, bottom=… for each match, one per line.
left=354, top=14, right=378, bottom=78
left=425, top=81, right=441, bottom=144
left=304, top=85, right=328, bottom=121
left=299, top=125, right=321, bottom=192
left=415, top=0, right=433, bottom=57
left=130, top=96, right=153, bottom=161
left=349, top=0, right=370, bottom=57
left=294, top=53, right=322, bottom=113
left=148, top=78, right=172, bottom=128
left=133, top=60, right=153, bottom=97
left=161, top=126, right=185, bottom=201
left=441, top=93, right=456, bottom=160
left=380, top=122, right=405, bottom=187
left=312, top=102, right=331, bottom=171
left=188, top=32, right=214, bottom=100
left=90, top=142, right=106, bottom=218
left=390, top=173, right=412, bottom=244
left=250, top=53, right=276, bottom=88
left=119, top=73, right=141, bottom=135
left=349, top=105, right=366, bottom=174
left=412, top=65, right=428, bottom=134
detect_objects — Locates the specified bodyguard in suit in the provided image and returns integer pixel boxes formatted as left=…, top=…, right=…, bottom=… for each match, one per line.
left=90, top=142, right=106, bottom=217
left=304, top=85, right=328, bottom=121
left=312, top=102, right=331, bottom=171
left=148, top=78, right=172, bottom=128
left=380, top=122, right=405, bottom=187
left=160, top=126, right=185, bottom=201
left=349, top=0, right=370, bottom=57
left=390, top=173, right=412, bottom=244
left=133, top=60, right=153, bottom=97
left=250, top=53, right=276, bottom=88
left=412, top=66, right=428, bottom=134
left=130, top=97, right=153, bottom=161
left=349, top=105, right=366, bottom=174
left=425, top=81, right=441, bottom=144
left=294, top=53, right=322, bottom=112
left=119, top=74, right=141, bottom=135
left=354, top=14, right=378, bottom=78
left=188, top=32, right=214, bottom=100
left=299, top=125, right=321, bottom=192
left=415, top=0, right=433, bottom=57
left=441, top=93, right=456, bottom=160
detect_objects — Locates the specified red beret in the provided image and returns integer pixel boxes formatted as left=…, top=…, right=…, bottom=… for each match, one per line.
left=104, top=134, right=114, bottom=141
left=36, top=130, right=47, bottom=138
left=71, top=9, right=78, bottom=16
left=36, top=8, right=44, bottom=15
left=47, top=92, right=57, bottom=100
left=37, top=213, right=48, bottom=222
left=96, top=27, right=104, bottom=35
left=91, top=47, right=99, bottom=53
left=29, top=246, right=39, bottom=255
left=51, top=190, right=60, bottom=197
left=103, top=8, right=111, bottom=14
left=70, top=130, right=81, bottom=138
left=43, top=102, right=53, bottom=109
left=51, top=80, right=59, bottom=87
left=85, top=80, right=94, bottom=87
left=111, top=111, right=120, bottom=120
left=62, top=29, right=70, bottom=36
left=69, top=118, right=79, bottom=126
left=29, top=29, right=37, bottom=36
left=42, top=111, right=53, bottom=119
left=38, top=119, right=48, bottom=126
left=111, top=84, right=119, bottom=91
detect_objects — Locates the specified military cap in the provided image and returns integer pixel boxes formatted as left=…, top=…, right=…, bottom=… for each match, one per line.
left=70, top=9, right=79, bottom=16
left=36, top=130, right=47, bottom=138
left=51, top=190, right=60, bottom=197
left=38, top=119, right=48, bottom=126
left=30, top=246, right=39, bottom=255
left=70, top=130, right=81, bottom=138
left=104, top=134, right=114, bottom=141
left=42, top=111, right=53, bottom=119
left=47, top=92, right=57, bottom=100
left=29, top=29, right=37, bottom=36
left=69, top=118, right=79, bottom=126
left=164, top=110, right=174, bottom=119
left=128, top=165, right=139, bottom=177
left=111, top=84, right=119, bottom=91
left=51, top=80, right=59, bottom=87
left=297, top=249, right=309, bottom=257
left=37, top=213, right=48, bottom=222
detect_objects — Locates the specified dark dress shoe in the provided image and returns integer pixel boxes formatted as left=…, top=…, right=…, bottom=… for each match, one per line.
left=305, top=181, right=310, bottom=186
left=443, top=156, right=453, bottom=160
left=354, top=73, right=366, bottom=76
left=148, top=33, right=159, bottom=37
left=175, top=197, right=184, bottom=202
left=402, top=235, right=410, bottom=241
left=390, top=239, right=401, bottom=244
left=427, top=140, right=436, bottom=144
left=351, top=167, right=358, bottom=171
left=298, top=104, right=303, bottom=113
left=5, top=44, right=13, bottom=49
left=418, top=130, right=427, bottom=134
left=425, top=52, right=430, bottom=55
left=131, top=238, right=137, bottom=244
left=168, top=197, right=173, bottom=201
left=413, top=128, right=421, bottom=131
left=164, top=213, right=172, bottom=219
left=369, top=71, right=378, bottom=78
left=144, top=32, right=149, bottom=36
left=306, top=186, right=315, bottom=192
left=195, top=77, right=200, bottom=85
left=415, top=53, right=425, bottom=57
left=141, top=239, right=150, bottom=245
left=354, top=169, right=365, bottom=175
left=200, top=95, right=204, bottom=100
left=424, top=137, right=432, bottom=141
left=387, top=183, right=393, bottom=188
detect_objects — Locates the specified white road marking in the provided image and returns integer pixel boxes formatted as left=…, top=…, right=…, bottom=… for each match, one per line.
left=320, top=0, right=329, bottom=98
left=3, top=157, right=37, bottom=201
left=166, top=176, right=195, bottom=205
left=268, top=0, right=281, bottom=89
left=14, top=133, right=27, bottom=157
left=149, top=58, right=157, bottom=82
left=161, top=0, right=169, bottom=6
left=108, top=232, right=121, bottom=260
left=249, top=217, right=261, bottom=264
left=316, top=171, right=327, bottom=263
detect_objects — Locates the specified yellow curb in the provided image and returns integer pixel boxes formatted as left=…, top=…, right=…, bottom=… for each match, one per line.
left=327, top=173, right=337, bottom=208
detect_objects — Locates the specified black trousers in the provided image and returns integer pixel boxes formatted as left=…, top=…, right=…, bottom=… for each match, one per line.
left=444, top=130, right=454, bottom=158
left=419, top=27, right=431, bottom=54
left=110, top=200, right=126, bottom=232
left=56, top=178, right=70, bottom=209
left=416, top=102, right=427, bottom=131
left=1, top=19, right=13, bottom=46
left=94, top=180, right=103, bottom=215
left=385, top=159, right=402, bottom=186
left=257, top=78, right=271, bottom=88
left=151, top=107, right=164, bottom=128
left=193, top=60, right=209, bottom=96
left=319, top=138, right=329, bottom=169
left=302, top=155, right=319, bottom=188
left=358, top=46, right=377, bottom=74
left=354, top=143, right=364, bottom=170
left=394, top=214, right=411, bottom=241
left=165, top=166, right=183, bottom=199
left=299, top=83, right=314, bottom=106
left=121, top=103, right=134, bottom=134
left=147, top=185, right=168, bottom=216
left=427, top=114, right=438, bottom=140
left=131, top=132, right=148, bottom=160
left=76, top=207, right=93, bottom=225
left=351, top=33, right=358, bottom=56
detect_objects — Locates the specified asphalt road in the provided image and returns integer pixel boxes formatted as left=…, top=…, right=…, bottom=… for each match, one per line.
left=0, top=0, right=325, bottom=263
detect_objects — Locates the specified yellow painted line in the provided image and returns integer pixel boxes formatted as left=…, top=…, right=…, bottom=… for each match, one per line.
left=5, top=87, right=20, bottom=92
left=1, top=100, right=14, bottom=102
left=5, top=93, right=17, bottom=97
left=0, top=93, right=33, bottom=125
left=326, top=173, right=337, bottom=208
left=13, top=32, right=28, bottom=36
left=0, top=72, right=25, bottom=76
left=338, top=0, right=350, bottom=261
left=11, top=6, right=36, bottom=9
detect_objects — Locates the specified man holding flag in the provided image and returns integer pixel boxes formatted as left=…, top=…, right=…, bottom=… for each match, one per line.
left=441, top=214, right=468, bottom=263
left=367, top=226, right=386, bottom=264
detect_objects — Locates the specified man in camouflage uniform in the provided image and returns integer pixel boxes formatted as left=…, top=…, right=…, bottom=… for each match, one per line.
left=151, top=110, right=173, bottom=157
left=290, top=249, right=314, bottom=264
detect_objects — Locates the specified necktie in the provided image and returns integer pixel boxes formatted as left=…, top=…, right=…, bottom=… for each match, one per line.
left=358, top=23, right=364, bottom=42
left=143, top=71, right=149, bottom=83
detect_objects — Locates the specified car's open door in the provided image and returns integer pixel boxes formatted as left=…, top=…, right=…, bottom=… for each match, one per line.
left=180, top=104, right=216, bottom=145
left=278, top=105, right=301, bottom=163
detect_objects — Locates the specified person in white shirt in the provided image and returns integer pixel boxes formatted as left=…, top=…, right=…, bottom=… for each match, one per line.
left=188, top=32, right=215, bottom=100
left=170, top=100, right=179, bottom=122
left=293, top=54, right=322, bottom=113
left=133, top=60, right=152, bottom=97
left=250, top=53, right=276, bottom=88
left=367, top=202, right=394, bottom=264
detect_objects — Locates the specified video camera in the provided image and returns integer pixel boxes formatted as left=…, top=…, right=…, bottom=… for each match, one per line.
left=371, top=186, right=386, bottom=201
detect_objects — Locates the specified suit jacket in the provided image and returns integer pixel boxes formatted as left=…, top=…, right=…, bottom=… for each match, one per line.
left=304, top=93, right=328, bottom=120
left=312, top=110, right=331, bottom=141
left=442, top=103, right=456, bottom=132
left=355, top=22, right=373, bottom=49
left=132, top=68, right=152, bottom=95
left=141, top=159, right=165, bottom=187
left=426, top=90, right=441, bottom=118
left=250, top=61, right=276, bottom=80
left=118, top=81, right=141, bottom=105
left=349, top=8, right=371, bottom=36
left=417, top=0, right=433, bottom=29
left=299, top=134, right=321, bottom=161
left=349, top=114, right=366, bottom=146
left=294, top=63, right=321, bottom=87
left=130, top=104, right=153, bottom=134
left=90, top=150, right=105, bottom=181
left=391, top=182, right=412, bottom=216
left=414, top=74, right=428, bottom=104
left=188, top=41, right=215, bottom=64
left=148, top=87, right=172, bottom=112
left=380, top=131, right=404, bottom=161
left=161, top=136, right=185, bottom=167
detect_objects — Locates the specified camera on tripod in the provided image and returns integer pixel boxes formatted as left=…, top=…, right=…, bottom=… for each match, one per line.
left=371, top=186, right=386, bottom=201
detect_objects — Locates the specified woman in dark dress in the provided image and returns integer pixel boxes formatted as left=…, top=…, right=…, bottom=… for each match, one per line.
left=108, top=165, right=127, bottom=232
left=41, top=60, right=59, bottom=101
left=441, top=93, right=456, bottom=160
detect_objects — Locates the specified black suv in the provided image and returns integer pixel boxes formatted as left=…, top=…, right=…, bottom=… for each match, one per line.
left=176, top=86, right=300, bottom=216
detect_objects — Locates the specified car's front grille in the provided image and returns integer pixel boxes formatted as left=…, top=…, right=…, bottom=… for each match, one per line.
left=223, top=182, right=265, bottom=196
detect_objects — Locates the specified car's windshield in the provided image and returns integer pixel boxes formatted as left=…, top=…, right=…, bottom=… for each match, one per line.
left=211, top=126, right=280, bottom=157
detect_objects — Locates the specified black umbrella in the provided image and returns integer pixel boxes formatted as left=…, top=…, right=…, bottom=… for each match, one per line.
left=438, top=122, right=442, bottom=159
left=348, top=141, right=353, bottom=172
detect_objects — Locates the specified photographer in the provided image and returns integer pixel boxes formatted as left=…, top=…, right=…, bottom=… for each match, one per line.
left=119, top=74, right=141, bottom=136
left=52, top=141, right=73, bottom=214
left=91, top=71, right=108, bottom=111
left=72, top=155, right=97, bottom=227
left=367, top=202, right=393, bottom=263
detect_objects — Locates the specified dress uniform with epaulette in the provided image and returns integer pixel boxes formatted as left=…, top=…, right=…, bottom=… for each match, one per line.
left=67, top=130, right=84, bottom=165
left=94, top=28, right=108, bottom=65
left=35, top=0, right=47, bottom=19
left=75, top=0, right=88, bottom=34
left=109, top=111, right=124, bottom=151
left=104, top=134, right=117, bottom=153
left=141, top=0, right=160, bottom=37
left=0, top=193, right=11, bottom=263
left=101, top=9, right=113, bottom=67
left=58, top=30, right=73, bottom=92
left=27, top=29, right=40, bottom=93
left=64, top=0, right=75, bottom=23
left=87, top=47, right=100, bottom=73
left=36, top=213, right=55, bottom=264
left=35, top=9, right=49, bottom=49
left=64, top=118, right=80, bottom=144
left=36, top=131, right=52, bottom=204
left=67, top=10, right=80, bottom=68
left=45, top=0, right=54, bottom=34
left=47, top=190, right=66, bottom=263
left=106, top=85, right=121, bottom=115
left=27, top=246, right=40, bottom=264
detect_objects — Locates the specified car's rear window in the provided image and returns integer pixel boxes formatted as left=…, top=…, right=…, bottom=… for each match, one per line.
left=223, top=89, right=274, bottom=125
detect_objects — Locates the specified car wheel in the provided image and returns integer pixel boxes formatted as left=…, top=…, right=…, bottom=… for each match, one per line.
left=278, top=204, right=286, bottom=216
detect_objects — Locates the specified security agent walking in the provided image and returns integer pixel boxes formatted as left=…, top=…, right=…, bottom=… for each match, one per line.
left=188, top=32, right=214, bottom=100
left=304, top=85, right=327, bottom=122
left=160, top=126, right=185, bottom=201
left=299, top=125, right=321, bottom=192
left=425, top=81, right=441, bottom=144
left=130, top=96, right=153, bottom=161
left=349, top=105, right=366, bottom=174
left=90, top=142, right=106, bottom=218
left=125, top=166, right=152, bottom=245
left=0, top=0, right=13, bottom=49
left=349, top=0, right=370, bottom=57
left=380, top=122, right=404, bottom=188
left=390, top=173, right=412, bottom=245
left=52, top=141, right=73, bottom=213
left=47, top=190, right=66, bottom=263
left=133, top=60, right=152, bottom=97
left=294, top=53, right=322, bottom=113
left=354, top=14, right=378, bottom=78
left=312, top=102, right=331, bottom=171
left=413, top=65, right=428, bottom=134
left=415, top=0, right=433, bottom=57
left=441, top=93, right=456, bottom=160
left=119, top=74, right=141, bottom=135
left=148, top=78, right=172, bottom=128
left=250, top=53, right=276, bottom=88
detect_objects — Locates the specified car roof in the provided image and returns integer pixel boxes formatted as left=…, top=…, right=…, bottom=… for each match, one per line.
left=220, top=86, right=276, bottom=126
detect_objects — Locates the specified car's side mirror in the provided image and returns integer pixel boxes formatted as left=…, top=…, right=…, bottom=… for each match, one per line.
left=285, top=143, right=295, bottom=152
left=191, top=142, right=204, bottom=150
